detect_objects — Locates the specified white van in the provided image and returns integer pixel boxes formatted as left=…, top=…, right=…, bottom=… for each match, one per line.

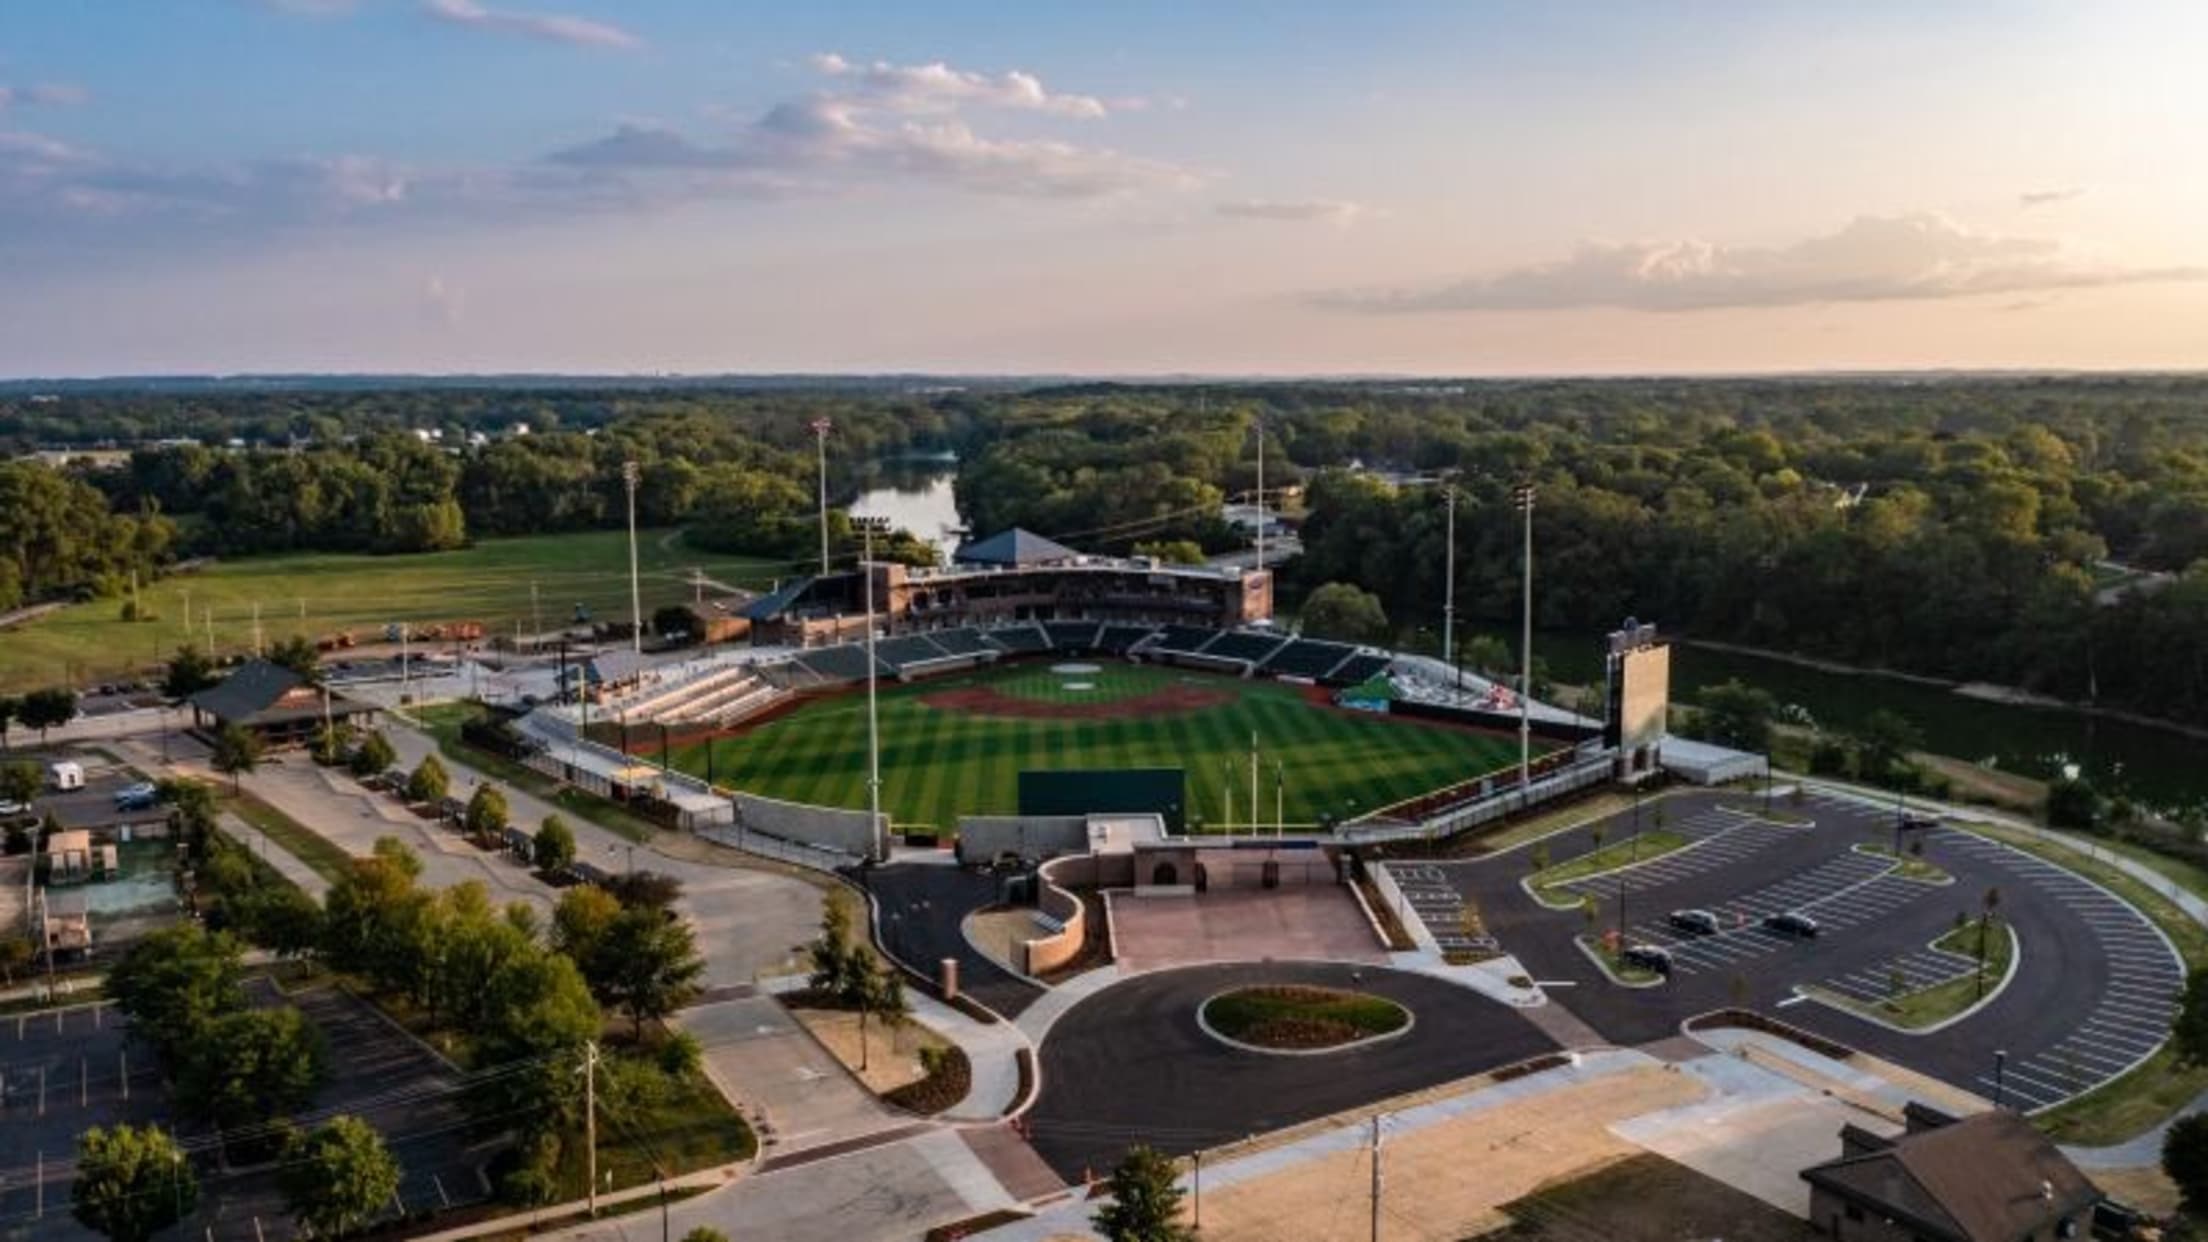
left=48, top=761, right=85, bottom=791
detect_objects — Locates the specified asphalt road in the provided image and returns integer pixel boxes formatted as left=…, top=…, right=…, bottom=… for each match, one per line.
left=864, top=862, right=1045, bottom=1017
left=1421, top=788, right=2183, bottom=1112
left=1025, top=961, right=1557, bottom=1179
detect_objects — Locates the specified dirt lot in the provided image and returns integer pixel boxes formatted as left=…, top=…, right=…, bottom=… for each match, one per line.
left=1194, top=1066, right=1705, bottom=1242
left=788, top=1003, right=953, bottom=1095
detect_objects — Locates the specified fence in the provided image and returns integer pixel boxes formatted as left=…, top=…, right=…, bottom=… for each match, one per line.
left=1338, top=753, right=1615, bottom=846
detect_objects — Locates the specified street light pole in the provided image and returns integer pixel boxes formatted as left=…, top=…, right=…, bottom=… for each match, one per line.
left=622, top=460, right=643, bottom=656
left=812, top=418, right=834, bottom=577
left=1443, top=484, right=1457, bottom=689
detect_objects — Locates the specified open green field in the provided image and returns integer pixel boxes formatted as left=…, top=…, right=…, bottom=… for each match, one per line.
left=0, top=528, right=784, bottom=693
left=669, top=661, right=1544, bottom=830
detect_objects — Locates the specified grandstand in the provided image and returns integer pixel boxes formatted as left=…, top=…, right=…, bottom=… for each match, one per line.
left=1043, top=620, right=1102, bottom=651
left=1202, top=629, right=1292, bottom=665
left=986, top=623, right=1052, bottom=654
left=797, top=644, right=890, bottom=683
left=1259, top=638, right=1360, bottom=680
left=923, top=627, right=997, bottom=659
left=1096, top=624, right=1156, bottom=654
left=1151, top=624, right=1220, bottom=656
left=1325, top=653, right=1392, bottom=687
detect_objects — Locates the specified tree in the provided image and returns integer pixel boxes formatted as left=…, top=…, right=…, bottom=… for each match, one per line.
left=281, top=1116, right=403, bottom=1239
left=464, top=783, right=510, bottom=841
left=175, top=1008, right=328, bottom=1133
left=1695, top=680, right=1780, bottom=753
left=72, top=1124, right=197, bottom=1242
left=602, top=869, right=683, bottom=913
left=266, top=634, right=322, bottom=683
left=0, top=693, right=16, bottom=748
left=162, top=646, right=217, bottom=699
left=1132, top=539, right=1205, bottom=565
left=209, top=722, right=263, bottom=793
left=1298, top=581, right=1389, bottom=645
left=0, top=759, right=40, bottom=808
left=552, top=884, right=624, bottom=966
left=680, top=1230, right=730, bottom=1242
left=652, top=604, right=698, bottom=641
left=350, top=730, right=396, bottom=779
left=2166, top=1113, right=2208, bottom=1216
left=2046, top=775, right=2104, bottom=831
left=596, top=905, right=706, bottom=1039
left=853, top=956, right=908, bottom=1072
left=1852, top=710, right=1924, bottom=784
left=808, top=894, right=867, bottom=1000
left=105, top=925, right=247, bottom=1065
left=1091, top=1144, right=1194, bottom=1242
left=2174, top=968, right=2208, bottom=1068
left=233, top=884, right=324, bottom=958
left=405, top=754, right=449, bottom=804
left=1460, top=633, right=1511, bottom=676
left=19, top=687, right=79, bottom=741
left=0, top=934, right=31, bottom=985
left=533, top=815, right=576, bottom=871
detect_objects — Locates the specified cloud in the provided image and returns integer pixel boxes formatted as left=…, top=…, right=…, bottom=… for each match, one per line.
left=1320, top=214, right=2207, bottom=313
left=2019, top=187, right=2084, bottom=208
left=0, top=83, right=90, bottom=110
left=546, top=55, right=1192, bottom=200
left=421, top=0, right=640, bottom=50
left=809, top=52, right=1115, bottom=118
left=1216, top=198, right=1364, bottom=226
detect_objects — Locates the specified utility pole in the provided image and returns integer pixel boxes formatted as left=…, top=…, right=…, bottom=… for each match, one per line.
left=1275, top=761, right=1285, bottom=838
left=399, top=624, right=411, bottom=703
left=1369, top=1114, right=1383, bottom=1242
left=531, top=581, right=542, bottom=647
left=251, top=601, right=263, bottom=658
left=582, top=1041, right=600, bottom=1216
left=1224, top=760, right=1234, bottom=839
left=812, top=417, right=833, bottom=576
left=181, top=588, right=190, bottom=646
left=856, top=516, right=891, bottom=861
left=622, top=460, right=643, bottom=655
left=1443, top=484, right=1457, bottom=688
left=1249, top=732, right=1259, bottom=846
left=1511, top=482, right=1537, bottom=797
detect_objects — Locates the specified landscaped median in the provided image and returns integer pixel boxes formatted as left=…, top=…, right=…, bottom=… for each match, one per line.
left=1851, top=841, right=1953, bottom=885
left=1574, top=933, right=1666, bottom=987
left=1806, top=919, right=2013, bottom=1030
left=1524, top=830, right=1690, bottom=907
left=1199, top=985, right=1411, bottom=1053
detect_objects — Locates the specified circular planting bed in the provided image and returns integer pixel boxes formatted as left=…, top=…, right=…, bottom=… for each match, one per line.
left=1199, top=985, right=1413, bottom=1054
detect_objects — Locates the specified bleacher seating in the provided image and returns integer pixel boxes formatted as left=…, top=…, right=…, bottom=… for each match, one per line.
left=1203, top=630, right=1291, bottom=664
left=1044, top=621, right=1102, bottom=651
left=876, top=635, right=955, bottom=671
left=1095, top=624, right=1157, bottom=654
left=1324, top=653, right=1391, bottom=687
left=925, top=628, right=995, bottom=658
left=1152, top=624, right=1219, bottom=654
left=796, top=644, right=889, bottom=683
left=985, top=624, right=1052, bottom=653
left=1262, top=639, right=1358, bottom=679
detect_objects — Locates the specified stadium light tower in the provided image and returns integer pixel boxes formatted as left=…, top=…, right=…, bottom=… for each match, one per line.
left=1442, top=482, right=1457, bottom=687
left=1511, top=481, right=1536, bottom=795
left=812, top=417, right=834, bottom=576
left=622, top=460, right=643, bottom=655
left=855, top=515, right=892, bottom=862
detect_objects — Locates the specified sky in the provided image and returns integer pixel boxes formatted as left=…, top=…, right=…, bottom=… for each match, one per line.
left=3, top=0, right=2206, bottom=377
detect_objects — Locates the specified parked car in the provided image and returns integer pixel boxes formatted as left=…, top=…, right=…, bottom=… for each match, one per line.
left=1620, top=944, right=1674, bottom=976
left=114, top=782, right=160, bottom=811
left=1763, top=911, right=1821, bottom=939
left=1900, top=812, right=1942, bottom=832
left=0, top=800, right=29, bottom=817
left=1667, top=909, right=1721, bottom=936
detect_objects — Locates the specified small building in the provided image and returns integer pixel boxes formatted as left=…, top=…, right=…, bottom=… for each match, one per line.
left=1800, top=1105, right=2098, bottom=1242
left=186, top=659, right=378, bottom=748
left=952, top=527, right=1080, bottom=568
left=45, top=829, right=95, bottom=883
left=1660, top=735, right=1769, bottom=786
left=675, top=600, right=753, bottom=646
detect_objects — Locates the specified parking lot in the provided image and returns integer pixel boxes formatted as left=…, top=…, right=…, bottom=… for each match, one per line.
left=1408, top=788, right=2185, bottom=1115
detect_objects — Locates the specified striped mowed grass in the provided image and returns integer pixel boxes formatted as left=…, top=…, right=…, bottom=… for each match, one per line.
left=668, top=662, right=1540, bottom=831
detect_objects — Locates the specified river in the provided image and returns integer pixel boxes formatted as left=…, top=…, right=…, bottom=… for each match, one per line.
left=849, top=462, right=2202, bottom=812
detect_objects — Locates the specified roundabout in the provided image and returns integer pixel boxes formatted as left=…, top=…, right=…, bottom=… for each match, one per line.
left=1024, top=961, right=1557, bottom=1180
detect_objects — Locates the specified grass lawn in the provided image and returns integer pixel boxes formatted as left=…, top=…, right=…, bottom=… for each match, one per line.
left=1823, top=920, right=2012, bottom=1029
left=0, top=528, right=782, bottom=693
left=222, top=787, right=357, bottom=884
left=1202, top=985, right=1410, bottom=1049
left=558, top=1061, right=757, bottom=1197
left=1577, top=934, right=1663, bottom=985
left=411, top=702, right=661, bottom=845
left=1529, top=830, right=1690, bottom=905
left=1958, top=821, right=2207, bottom=1145
left=1854, top=841, right=1952, bottom=884
left=672, top=662, right=1542, bottom=831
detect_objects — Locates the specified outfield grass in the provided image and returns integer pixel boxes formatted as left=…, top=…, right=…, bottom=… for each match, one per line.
left=0, top=528, right=784, bottom=693
left=671, top=662, right=1542, bottom=830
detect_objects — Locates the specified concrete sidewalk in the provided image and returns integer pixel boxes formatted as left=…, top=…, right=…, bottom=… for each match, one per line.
left=908, top=990, right=1025, bottom=1120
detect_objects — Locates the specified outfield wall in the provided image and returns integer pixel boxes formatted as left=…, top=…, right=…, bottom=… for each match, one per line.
left=734, top=791, right=884, bottom=859
left=955, top=815, right=1090, bottom=864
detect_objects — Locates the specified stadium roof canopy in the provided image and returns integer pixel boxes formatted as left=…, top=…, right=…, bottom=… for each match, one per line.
left=954, top=528, right=1078, bottom=567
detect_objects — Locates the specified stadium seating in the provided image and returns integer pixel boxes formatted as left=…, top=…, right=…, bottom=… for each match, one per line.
left=876, top=635, right=955, bottom=671
left=1044, top=621, right=1103, bottom=651
left=1261, top=639, right=1359, bottom=680
left=1202, top=630, right=1292, bottom=664
left=985, top=624, right=1051, bottom=653
left=1323, top=653, right=1391, bottom=687
left=924, top=627, right=995, bottom=658
left=1152, top=624, right=1219, bottom=654
left=796, top=643, right=890, bottom=683
left=1095, top=624, right=1158, bottom=654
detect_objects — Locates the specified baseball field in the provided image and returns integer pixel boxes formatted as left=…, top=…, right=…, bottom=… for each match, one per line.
left=666, top=660, right=1545, bottom=830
